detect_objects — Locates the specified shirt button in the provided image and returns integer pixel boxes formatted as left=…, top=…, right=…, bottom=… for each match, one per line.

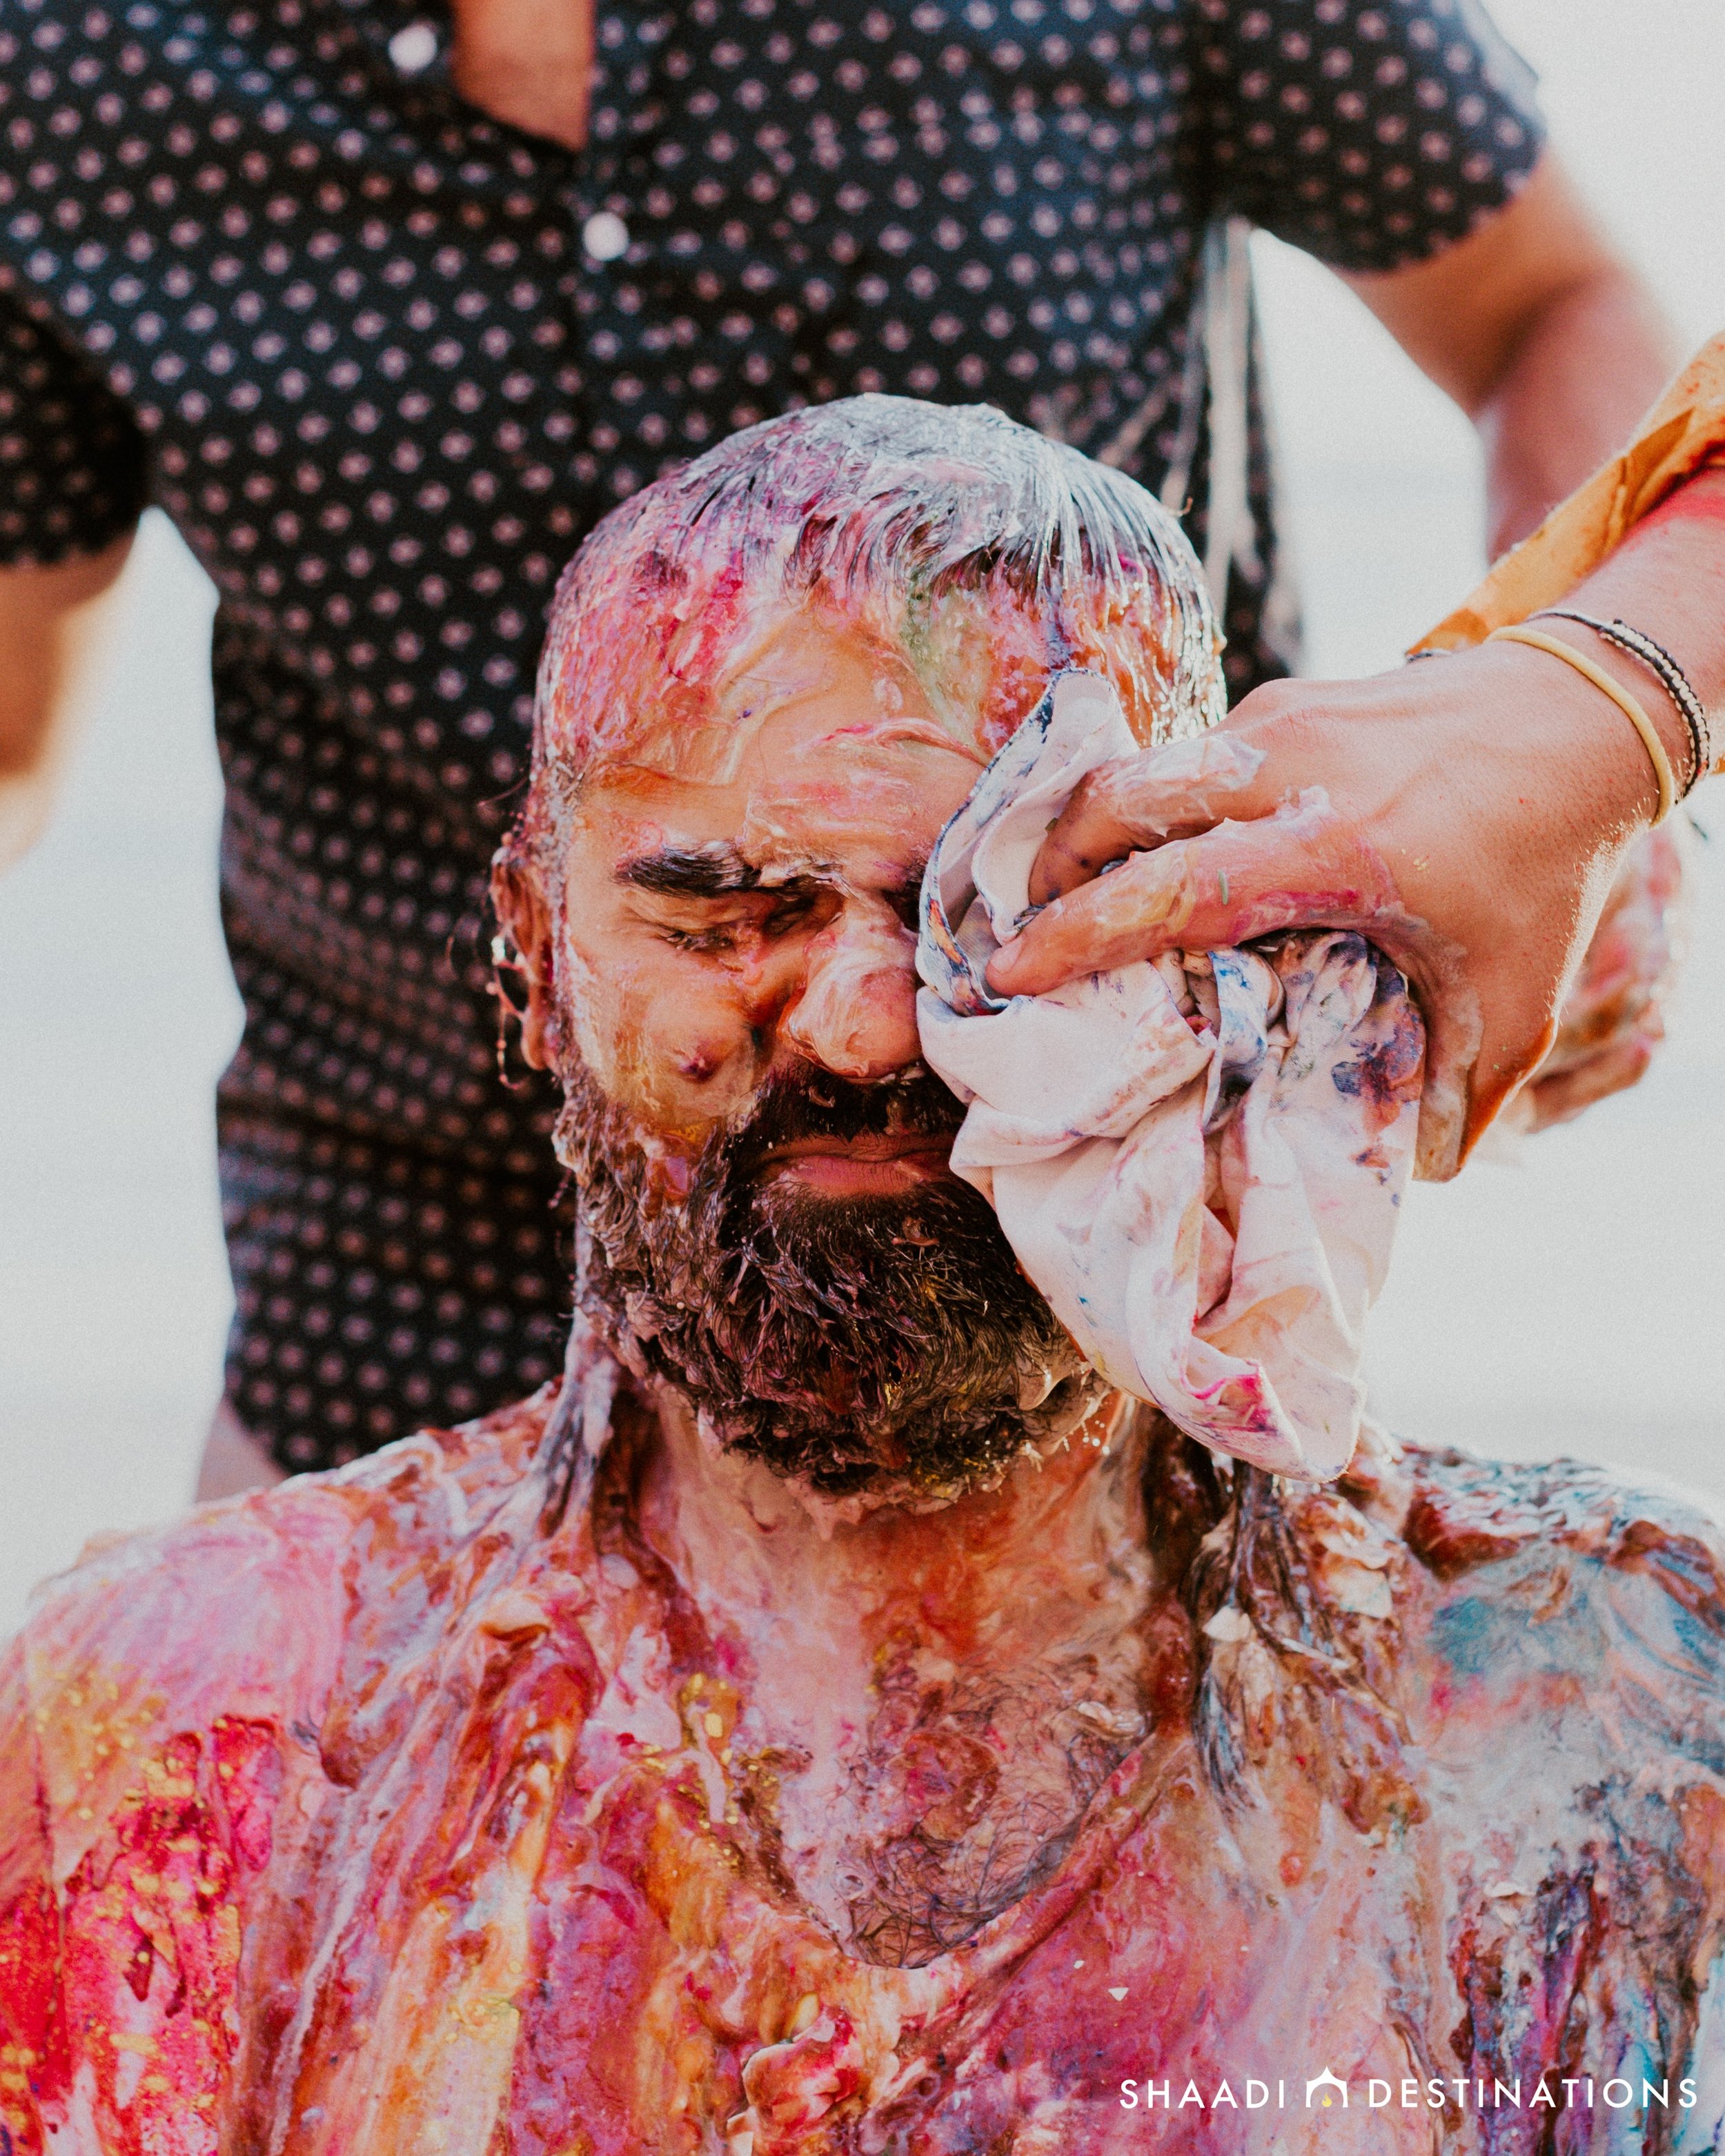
left=387, top=20, right=440, bottom=72
left=582, top=210, right=631, bottom=262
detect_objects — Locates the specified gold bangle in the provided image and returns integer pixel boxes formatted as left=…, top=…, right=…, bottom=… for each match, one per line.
left=1486, top=624, right=1677, bottom=823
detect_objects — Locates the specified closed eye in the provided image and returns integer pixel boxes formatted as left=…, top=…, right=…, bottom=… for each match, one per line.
left=656, top=922, right=737, bottom=954
left=648, top=889, right=831, bottom=955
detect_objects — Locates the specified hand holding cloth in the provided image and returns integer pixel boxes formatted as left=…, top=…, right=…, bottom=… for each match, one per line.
left=916, top=672, right=1423, bottom=1481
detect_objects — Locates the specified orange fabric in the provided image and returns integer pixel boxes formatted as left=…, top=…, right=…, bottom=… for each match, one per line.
left=1416, top=330, right=1725, bottom=667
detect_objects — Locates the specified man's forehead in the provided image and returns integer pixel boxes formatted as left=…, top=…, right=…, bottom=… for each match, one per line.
left=579, top=597, right=1004, bottom=783
left=576, top=716, right=983, bottom=893
left=569, top=606, right=994, bottom=887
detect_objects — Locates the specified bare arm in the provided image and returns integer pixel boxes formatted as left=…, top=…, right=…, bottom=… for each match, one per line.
left=1343, top=150, right=1679, bottom=557
left=0, top=535, right=135, bottom=870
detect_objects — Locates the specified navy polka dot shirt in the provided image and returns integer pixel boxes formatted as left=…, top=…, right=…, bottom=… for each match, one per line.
left=0, top=0, right=1543, bottom=1466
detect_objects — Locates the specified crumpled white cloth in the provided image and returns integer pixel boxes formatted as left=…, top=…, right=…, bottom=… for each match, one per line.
left=914, top=671, right=1424, bottom=1480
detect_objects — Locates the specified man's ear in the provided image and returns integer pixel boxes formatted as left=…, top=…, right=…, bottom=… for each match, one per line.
left=490, top=842, right=559, bottom=1071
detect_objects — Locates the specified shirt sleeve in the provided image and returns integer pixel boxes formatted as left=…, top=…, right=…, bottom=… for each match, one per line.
left=1196, top=0, right=1547, bottom=273
left=0, top=290, right=148, bottom=566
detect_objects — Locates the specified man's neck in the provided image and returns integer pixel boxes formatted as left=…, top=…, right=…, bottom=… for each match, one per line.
left=631, top=1391, right=1169, bottom=1958
left=638, top=1385, right=1156, bottom=1653
left=449, top=0, right=593, bottom=149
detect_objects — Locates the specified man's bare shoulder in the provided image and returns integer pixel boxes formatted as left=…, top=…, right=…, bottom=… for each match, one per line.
left=1379, top=1439, right=1725, bottom=1777
left=13, top=1389, right=568, bottom=1785
left=1353, top=1443, right=1725, bottom=2106
left=1396, top=1437, right=1724, bottom=1572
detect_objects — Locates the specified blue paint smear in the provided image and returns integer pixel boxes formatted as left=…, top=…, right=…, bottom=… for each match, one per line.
left=1430, top=1594, right=1501, bottom=1678
left=1430, top=1570, right=1612, bottom=1683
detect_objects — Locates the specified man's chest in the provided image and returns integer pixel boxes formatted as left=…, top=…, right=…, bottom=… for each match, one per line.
left=43, top=1719, right=1677, bottom=2156
left=486, top=1750, right=1444, bottom=2154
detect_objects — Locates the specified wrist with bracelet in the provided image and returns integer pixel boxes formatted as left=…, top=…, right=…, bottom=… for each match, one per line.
left=1483, top=621, right=1708, bottom=828
left=1414, top=609, right=1713, bottom=824
left=1524, top=611, right=1712, bottom=800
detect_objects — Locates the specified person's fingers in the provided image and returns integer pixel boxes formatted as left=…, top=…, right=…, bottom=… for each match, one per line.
left=1028, top=732, right=1269, bottom=905
left=988, top=796, right=1397, bottom=996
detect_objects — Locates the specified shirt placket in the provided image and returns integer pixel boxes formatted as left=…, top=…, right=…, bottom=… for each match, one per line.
left=566, top=5, right=636, bottom=264
left=548, top=1, right=684, bottom=497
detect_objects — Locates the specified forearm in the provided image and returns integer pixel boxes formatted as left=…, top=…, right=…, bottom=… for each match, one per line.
left=1477, top=267, right=1679, bottom=559
left=0, top=533, right=134, bottom=869
left=1343, top=153, right=1681, bottom=562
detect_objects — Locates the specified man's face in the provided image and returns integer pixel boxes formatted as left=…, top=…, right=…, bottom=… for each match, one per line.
left=562, top=608, right=983, bottom=1136
left=542, top=604, right=1087, bottom=1496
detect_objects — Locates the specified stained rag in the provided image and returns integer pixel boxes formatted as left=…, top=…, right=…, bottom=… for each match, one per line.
left=915, top=671, right=1424, bottom=1479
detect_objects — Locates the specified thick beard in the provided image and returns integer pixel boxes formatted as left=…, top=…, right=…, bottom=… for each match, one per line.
left=553, top=1058, right=1094, bottom=1499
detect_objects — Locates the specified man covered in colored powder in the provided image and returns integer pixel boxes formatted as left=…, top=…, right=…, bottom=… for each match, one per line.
left=1, top=399, right=1722, bottom=2154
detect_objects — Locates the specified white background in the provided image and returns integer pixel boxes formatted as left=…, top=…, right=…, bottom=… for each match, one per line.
left=2, top=0, right=1722, bottom=1631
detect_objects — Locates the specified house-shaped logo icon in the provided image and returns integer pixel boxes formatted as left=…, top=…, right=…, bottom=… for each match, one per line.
left=1305, top=2069, right=1349, bottom=2109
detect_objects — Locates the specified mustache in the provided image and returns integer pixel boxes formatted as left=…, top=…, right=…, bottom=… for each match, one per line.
left=727, top=1063, right=967, bottom=1171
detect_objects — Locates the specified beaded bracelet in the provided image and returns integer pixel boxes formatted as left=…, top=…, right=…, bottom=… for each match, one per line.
left=1532, top=610, right=1713, bottom=798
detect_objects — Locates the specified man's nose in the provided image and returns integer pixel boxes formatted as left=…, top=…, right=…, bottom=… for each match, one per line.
left=779, top=896, right=923, bottom=1081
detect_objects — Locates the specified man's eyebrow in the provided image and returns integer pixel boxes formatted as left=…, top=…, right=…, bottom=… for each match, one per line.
left=620, top=843, right=929, bottom=902
left=621, top=844, right=786, bottom=897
